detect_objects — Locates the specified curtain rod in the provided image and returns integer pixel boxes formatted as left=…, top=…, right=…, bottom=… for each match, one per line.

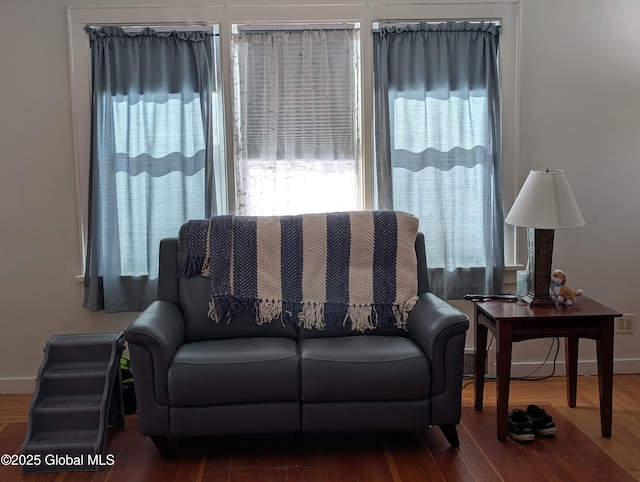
left=117, top=25, right=217, bottom=33
left=374, top=20, right=500, bottom=29
left=236, top=23, right=358, bottom=32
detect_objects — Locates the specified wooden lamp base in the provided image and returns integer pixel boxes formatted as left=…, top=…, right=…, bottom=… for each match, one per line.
left=524, top=228, right=556, bottom=307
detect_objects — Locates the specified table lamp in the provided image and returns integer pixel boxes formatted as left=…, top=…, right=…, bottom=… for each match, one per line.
left=505, top=169, right=585, bottom=306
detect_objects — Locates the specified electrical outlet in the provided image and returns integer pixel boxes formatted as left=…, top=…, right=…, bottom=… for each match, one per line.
left=616, top=314, right=635, bottom=334
left=625, top=315, right=634, bottom=332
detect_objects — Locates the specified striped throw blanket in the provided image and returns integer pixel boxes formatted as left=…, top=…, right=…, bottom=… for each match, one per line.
left=182, top=211, right=419, bottom=332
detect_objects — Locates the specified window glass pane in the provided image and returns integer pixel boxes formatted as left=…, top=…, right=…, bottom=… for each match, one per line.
left=390, top=93, right=490, bottom=269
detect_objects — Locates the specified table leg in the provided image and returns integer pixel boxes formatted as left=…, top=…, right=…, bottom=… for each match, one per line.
left=496, top=320, right=513, bottom=441
left=474, top=307, right=488, bottom=411
left=597, top=318, right=614, bottom=438
left=565, top=337, right=579, bottom=408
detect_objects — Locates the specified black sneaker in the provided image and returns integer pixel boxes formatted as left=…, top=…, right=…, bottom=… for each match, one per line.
left=525, top=404, right=557, bottom=436
left=507, top=409, right=535, bottom=442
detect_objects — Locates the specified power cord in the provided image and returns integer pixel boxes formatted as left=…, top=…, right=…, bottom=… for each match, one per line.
left=462, top=335, right=561, bottom=389
left=512, top=337, right=560, bottom=381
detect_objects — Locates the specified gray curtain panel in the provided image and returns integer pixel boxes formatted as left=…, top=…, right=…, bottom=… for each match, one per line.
left=373, top=21, right=504, bottom=299
left=83, top=26, right=216, bottom=312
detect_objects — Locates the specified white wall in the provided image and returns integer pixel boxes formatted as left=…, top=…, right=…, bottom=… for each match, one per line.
left=515, top=0, right=640, bottom=376
left=0, top=0, right=638, bottom=393
left=0, top=0, right=135, bottom=393
left=459, top=0, right=640, bottom=378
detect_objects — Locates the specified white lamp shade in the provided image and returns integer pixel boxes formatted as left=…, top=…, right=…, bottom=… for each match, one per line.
left=505, top=169, right=585, bottom=229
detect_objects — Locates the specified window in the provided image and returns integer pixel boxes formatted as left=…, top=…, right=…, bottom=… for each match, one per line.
left=68, top=3, right=519, bottom=311
left=231, top=25, right=361, bottom=215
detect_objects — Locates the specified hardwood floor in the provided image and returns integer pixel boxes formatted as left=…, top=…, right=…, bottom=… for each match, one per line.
left=1, top=374, right=639, bottom=481
left=463, top=373, right=640, bottom=480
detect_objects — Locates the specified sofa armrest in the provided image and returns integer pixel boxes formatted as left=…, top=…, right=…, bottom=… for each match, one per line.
left=406, top=293, right=469, bottom=395
left=124, top=300, right=186, bottom=405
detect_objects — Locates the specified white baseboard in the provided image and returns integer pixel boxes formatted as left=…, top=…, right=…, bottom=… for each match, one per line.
left=613, top=359, right=640, bottom=374
left=500, top=359, right=640, bottom=379
left=0, top=378, right=36, bottom=395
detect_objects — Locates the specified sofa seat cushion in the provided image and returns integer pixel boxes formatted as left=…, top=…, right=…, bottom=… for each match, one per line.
left=168, top=338, right=299, bottom=406
left=300, top=336, right=430, bottom=402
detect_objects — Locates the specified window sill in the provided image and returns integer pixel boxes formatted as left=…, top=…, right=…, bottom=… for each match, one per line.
left=506, top=264, right=525, bottom=272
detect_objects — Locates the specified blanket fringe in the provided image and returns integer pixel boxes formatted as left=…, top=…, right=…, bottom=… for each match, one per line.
left=257, top=299, right=283, bottom=325
left=181, top=256, right=207, bottom=278
left=208, top=298, right=221, bottom=323
left=208, top=295, right=247, bottom=324
left=282, top=301, right=301, bottom=326
left=207, top=298, right=224, bottom=323
left=207, top=296, right=419, bottom=332
left=393, top=296, right=419, bottom=330
left=298, top=303, right=326, bottom=331
left=347, top=305, right=376, bottom=333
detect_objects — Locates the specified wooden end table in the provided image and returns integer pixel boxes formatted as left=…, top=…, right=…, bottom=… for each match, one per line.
left=473, top=297, right=622, bottom=441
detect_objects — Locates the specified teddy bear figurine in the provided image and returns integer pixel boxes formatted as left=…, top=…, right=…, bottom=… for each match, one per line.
left=549, top=269, right=583, bottom=306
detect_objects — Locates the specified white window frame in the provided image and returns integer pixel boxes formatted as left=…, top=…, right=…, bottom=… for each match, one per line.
left=67, top=0, right=520, bottom=275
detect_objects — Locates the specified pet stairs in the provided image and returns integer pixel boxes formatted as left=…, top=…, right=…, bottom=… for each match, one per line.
left=21, top=332, right=125, bottom=474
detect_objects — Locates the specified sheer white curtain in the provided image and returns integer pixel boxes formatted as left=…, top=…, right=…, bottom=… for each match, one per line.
left=232, top=28, right=360, bottom=215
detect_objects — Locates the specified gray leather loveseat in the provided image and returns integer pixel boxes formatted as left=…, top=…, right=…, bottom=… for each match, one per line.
left=124, top=213, right=469, bottom=457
